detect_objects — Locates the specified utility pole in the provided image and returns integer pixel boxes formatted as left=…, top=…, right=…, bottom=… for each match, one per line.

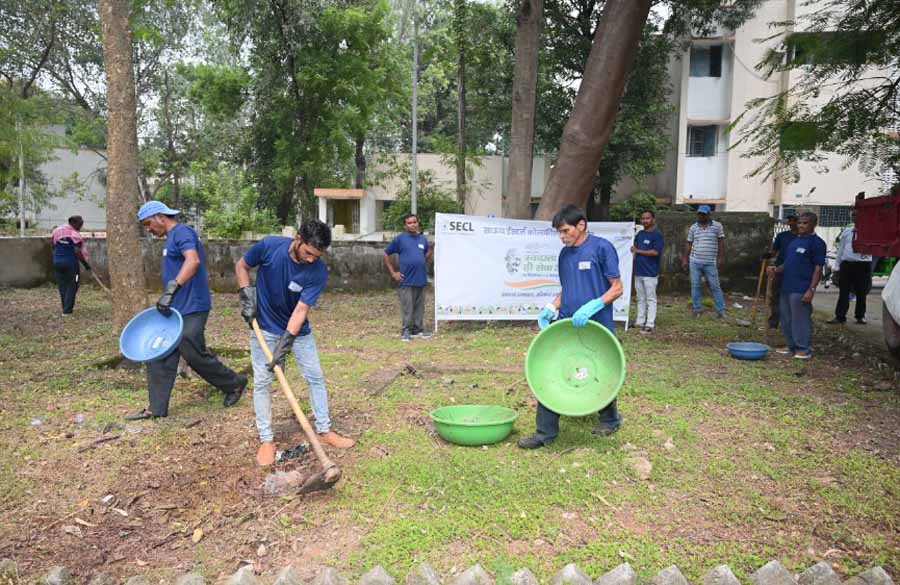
left=410, top=2, right=418, bottom=215
left=17, top=117, right=25, bottom=237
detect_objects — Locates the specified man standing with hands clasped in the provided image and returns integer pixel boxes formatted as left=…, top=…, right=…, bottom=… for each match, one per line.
left=236, top=219, right=354, bottom=467
left=384, top=213, right=433, bottom=341
left=518, top=205, right=624, bottom=449
left=631, top=210, right=664, bottom=334
left=769, top=211, right=826, bottom=360
left=127, top=201, right=246, bottom=420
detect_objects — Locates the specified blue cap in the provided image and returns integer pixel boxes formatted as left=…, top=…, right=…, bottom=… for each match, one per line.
left=137, top=201, right=181, bottom=221
left=697, top=204, right=712, bottom=214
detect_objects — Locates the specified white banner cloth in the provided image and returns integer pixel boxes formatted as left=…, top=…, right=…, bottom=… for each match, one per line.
left=434, top=213, right=633, bottom=323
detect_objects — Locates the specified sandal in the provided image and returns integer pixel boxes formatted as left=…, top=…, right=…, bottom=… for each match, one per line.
left=124, top=408, right=158, bottom=421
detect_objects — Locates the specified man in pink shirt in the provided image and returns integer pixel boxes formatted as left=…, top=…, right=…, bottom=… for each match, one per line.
left=51, top=216, right=91, bottom=315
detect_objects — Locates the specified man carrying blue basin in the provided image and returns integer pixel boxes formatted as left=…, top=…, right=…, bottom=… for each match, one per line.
left=518, top=205, right=624, bottom=449
left=126, top=201, right=247, bottom=420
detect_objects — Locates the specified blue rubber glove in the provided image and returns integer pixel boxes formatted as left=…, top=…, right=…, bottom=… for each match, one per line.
left=571, top=298, right=605, bottom=328
left=537, top=303, right=558, bottom=330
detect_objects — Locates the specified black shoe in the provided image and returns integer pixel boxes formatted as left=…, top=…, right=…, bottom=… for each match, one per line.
left=855, top=318, right=867, bottom=325
left=826, top=318, right=845, bottom=325
left=592, top=422, right=621, bottom=436
left=223, top=375, right=247, bottom=407
left=124, top=408, right=159, bottom=421
left=516, top=435, right=551, bottom=450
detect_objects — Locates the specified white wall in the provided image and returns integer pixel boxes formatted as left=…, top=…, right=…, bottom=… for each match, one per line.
left=32, top=146, right=107, bottom=231
left=684, top=153, right=729, bottom=198
left=367, top=153, right=552, bottom=218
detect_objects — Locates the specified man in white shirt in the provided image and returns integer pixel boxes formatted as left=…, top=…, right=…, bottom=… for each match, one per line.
left=827, top=211, right=873, bottom=325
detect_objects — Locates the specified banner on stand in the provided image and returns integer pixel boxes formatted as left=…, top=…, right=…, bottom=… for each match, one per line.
left=434, top=213, right=633, bottom=323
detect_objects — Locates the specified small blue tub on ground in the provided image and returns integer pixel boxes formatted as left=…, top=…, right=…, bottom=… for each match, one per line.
left=726, top=342, right=770, bottom=360
left=120, top=307, right=183, bottom=362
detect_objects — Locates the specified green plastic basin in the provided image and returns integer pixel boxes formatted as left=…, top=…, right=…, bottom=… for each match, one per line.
left=429, top=404, right=519, bottom=446
left=525, top=318, right=626, bottom=416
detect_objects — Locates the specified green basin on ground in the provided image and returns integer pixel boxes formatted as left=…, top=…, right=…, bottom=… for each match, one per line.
left=429, top=404, right=519, bottom=446
left=525, top=318, right=626, bottom=416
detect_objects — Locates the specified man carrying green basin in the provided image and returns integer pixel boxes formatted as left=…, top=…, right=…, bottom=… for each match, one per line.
left=517, top=205, right=624, bottom=449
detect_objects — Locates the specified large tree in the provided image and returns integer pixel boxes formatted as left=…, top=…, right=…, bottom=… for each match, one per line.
left=531, top=0, right=763, bottom=218
left=99, top=0, right=147, bottom=328
left=733, top=0, right=900, bottom=185
left=215, top=0, right=400, bottom=224
left=504, top=0, right=543, bottom=219
left=534, top=0, right=652, bottom=219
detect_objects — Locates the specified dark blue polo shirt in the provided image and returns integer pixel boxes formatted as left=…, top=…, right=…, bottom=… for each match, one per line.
left=243, top=237, right=327, bottom=336
left=558, top=234, right=620, bottom=331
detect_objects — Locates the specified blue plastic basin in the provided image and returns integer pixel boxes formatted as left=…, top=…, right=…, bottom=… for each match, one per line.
left=120, top=307, right=184, bottom=362
left=726, top=342, right=770, bottom=361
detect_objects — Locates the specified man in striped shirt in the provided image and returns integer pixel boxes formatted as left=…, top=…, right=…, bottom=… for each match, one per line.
left=681, top=205, right=726, bottom=317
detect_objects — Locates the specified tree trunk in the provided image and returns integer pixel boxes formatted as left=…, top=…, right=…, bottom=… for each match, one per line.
left=355, top=136, right=366, bottom=189
left=505, top=0, right=543, bottom=219
left=99, top=0, right=148, bottom=330
left=455, top=0, right=467, bottom=212
left=534, top=0, right=652, bottom=220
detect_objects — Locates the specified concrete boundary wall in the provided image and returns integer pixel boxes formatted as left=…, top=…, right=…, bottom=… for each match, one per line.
left=0, top=212, right=772, bottom=293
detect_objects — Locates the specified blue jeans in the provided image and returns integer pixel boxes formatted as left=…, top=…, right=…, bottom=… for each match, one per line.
left=780, top=293, right=813, bottom=354
left=250, top=330, right=331, bottom=441
left=689, top=261, right=726, bottom=314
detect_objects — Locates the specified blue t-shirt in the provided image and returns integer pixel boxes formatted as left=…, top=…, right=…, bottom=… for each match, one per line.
left=162, top=223, right=211, bottom=316
left=781, top=234, right=826, bottom=295
left=385, top=232, right=429, bottom=287
left=558, top=234, right=621, bottom=331
left=633, top=229, right=664, bottom=278
left=243, top=237, right=327, bottom=336
left=772, top=230, right=797, bottom=266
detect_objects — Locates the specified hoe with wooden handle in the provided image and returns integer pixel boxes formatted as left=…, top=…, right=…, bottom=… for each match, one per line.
left=251, top=319, right=341, bottom=493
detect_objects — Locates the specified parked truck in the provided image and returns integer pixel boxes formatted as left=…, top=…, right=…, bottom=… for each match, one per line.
left=854, top=188, right=900, bottom=358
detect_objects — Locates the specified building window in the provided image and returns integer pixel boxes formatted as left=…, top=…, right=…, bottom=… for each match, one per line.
left=687, top=125, right=718, bottom=157
left=779, top=205, right=800, bottom=220
left=819, top=206, right=853, bottom=228
left=689, top=45, right=723, bottom=77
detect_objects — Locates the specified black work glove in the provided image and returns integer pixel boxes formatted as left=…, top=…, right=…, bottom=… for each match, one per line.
left=80, top=259, right=92, bottom=271
left=239, top=286, right=257, bottom=327
left=267, top=331, right=297, bottom=372
left=157, top=279, right=181, bottom=316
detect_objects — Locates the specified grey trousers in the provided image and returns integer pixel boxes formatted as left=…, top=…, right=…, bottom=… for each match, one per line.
left=146, top=311, right=244, bottom=416
left=398, top=286, right=425, bottom=335
left=780, top=293, right=813, bottom=354
left=535, top=399, right=621, bottom=443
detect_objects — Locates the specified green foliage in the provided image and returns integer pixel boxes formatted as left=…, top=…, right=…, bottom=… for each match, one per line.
left=382, top=169, right=462, bottom=231
left=609, top=191, right=661, bottom=222
left=733, top=0, right=900, bottom=184
left=0, top=85, right=80, bottom=218
left=179, top=64, right=249, bottom=119
left=163, top=161, right=279, bottom=239
left=597, top=28, right=674, bottom=196
left=214, top=0, right=403, bottom=223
